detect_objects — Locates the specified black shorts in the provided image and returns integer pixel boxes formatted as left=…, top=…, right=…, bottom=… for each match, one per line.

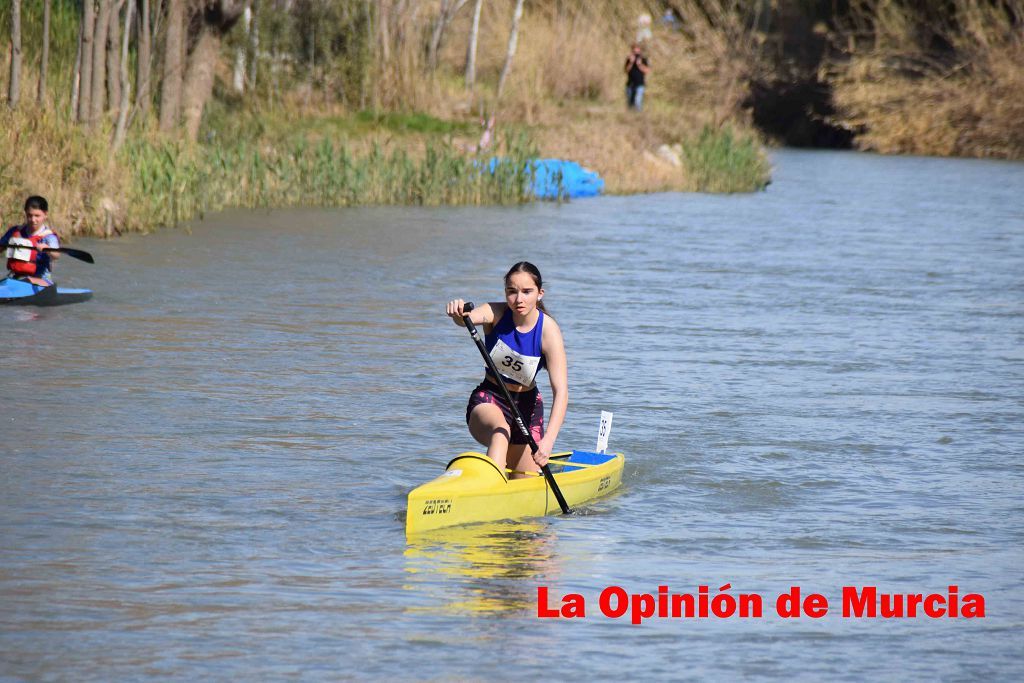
left=465, top=381, right=544, bottom=445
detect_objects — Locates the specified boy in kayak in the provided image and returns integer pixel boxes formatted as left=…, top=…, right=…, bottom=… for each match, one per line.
left=2, top=196, right=61, bottom=285
left=446, top=262, right=568, bottom=478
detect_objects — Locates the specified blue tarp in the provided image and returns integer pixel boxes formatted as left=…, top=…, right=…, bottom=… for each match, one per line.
left=528, top=158, right=605, bottom=199
left=487, top=157, right=605, bottom=199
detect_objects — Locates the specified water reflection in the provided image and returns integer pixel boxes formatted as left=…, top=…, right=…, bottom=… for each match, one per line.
left=403, top=520, right=558, bottom=615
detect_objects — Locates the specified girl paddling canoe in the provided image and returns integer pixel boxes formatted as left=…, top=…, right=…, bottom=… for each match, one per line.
left=446, top=262, right=568, bottom=479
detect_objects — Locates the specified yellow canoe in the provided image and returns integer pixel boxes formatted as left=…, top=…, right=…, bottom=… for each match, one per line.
left=406, top=450, right=625, bottom=535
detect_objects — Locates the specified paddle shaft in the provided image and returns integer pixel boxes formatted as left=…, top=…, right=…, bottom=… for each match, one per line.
left=2, top=243, right=95, bottom=264
left=461, top=302, right=572, bottom=515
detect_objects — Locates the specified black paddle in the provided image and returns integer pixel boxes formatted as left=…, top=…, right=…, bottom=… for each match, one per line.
left=2, top=244, right=95, bottom=264
left=39, top=247, right=95, bottom=264
left=461, top=302, right=572, bottom=515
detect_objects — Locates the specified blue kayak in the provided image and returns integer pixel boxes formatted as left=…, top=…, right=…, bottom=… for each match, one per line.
left=0, top=277, right=93, bottom=306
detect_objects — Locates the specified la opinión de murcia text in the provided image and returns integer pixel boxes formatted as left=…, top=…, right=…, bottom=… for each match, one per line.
left=538, top=585, right=985, bottom=624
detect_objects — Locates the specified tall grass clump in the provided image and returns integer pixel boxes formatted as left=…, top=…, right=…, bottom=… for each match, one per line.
left=681, top=125, right=770, bottom=193
left=123, top=133, right=538, bottom=229
left=0, top=107, right=123, bottom=235
left=829, top=0, right=1024, bottom=158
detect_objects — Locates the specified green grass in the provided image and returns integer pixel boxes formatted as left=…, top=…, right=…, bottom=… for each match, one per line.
left=122, top=133, right=536, bottom=229
left=681, top=125, right=771, bottom=193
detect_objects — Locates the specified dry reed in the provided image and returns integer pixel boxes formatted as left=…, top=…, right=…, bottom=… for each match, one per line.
left=829, top=0, right=1024, bottom=158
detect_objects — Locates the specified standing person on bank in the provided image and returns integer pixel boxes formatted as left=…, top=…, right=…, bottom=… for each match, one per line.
left=446, top=262, right=568, bottom=479
left=2, top=196, right=61, bottom=284
left=624, top=43, right=650, bottom=111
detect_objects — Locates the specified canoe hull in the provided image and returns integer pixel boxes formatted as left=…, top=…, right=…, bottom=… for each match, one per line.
left=406, top=450, right=624, bottom=535
left=0, top=277, right=93, bottom=306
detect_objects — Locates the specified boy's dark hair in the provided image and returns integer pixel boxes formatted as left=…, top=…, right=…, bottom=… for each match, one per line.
left=24, top=196, right=49, bottom=212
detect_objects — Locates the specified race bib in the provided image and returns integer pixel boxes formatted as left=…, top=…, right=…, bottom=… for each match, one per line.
left=489, top=339, right=541, bottom=386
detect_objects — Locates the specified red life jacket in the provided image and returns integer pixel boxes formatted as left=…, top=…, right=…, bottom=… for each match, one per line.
left=5, top=226, right=56, bottom=276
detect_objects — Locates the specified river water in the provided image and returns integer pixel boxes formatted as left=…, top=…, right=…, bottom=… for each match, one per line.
left=1, top=149, right=1022, bottom=680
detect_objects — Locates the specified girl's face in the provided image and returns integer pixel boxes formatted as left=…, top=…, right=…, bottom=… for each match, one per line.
left=505, top=272, right=543, bottom=315
left=25, top=208, right=48, bottom=231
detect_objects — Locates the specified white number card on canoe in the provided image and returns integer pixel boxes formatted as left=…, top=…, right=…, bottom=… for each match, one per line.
left=596, top=411, right=613, bottom=453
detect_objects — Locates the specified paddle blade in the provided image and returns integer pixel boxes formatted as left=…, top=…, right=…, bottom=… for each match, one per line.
left=48, top=247, right=95, bottom=264
left=69, top=249, right=95, bottom=264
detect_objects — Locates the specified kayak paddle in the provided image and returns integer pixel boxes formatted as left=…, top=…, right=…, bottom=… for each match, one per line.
left=461, top=302, right=572, bottom=515
left=41, top=247, right=95, bottom=264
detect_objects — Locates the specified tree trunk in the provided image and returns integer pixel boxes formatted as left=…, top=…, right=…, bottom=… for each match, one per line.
left=107, top=0, right=124, bottom=117
left=233, top=5, right=252, bottom=93
left=159, top=0, right=185, bottom=131
left=38, top=0, right=51, bottom=104
left=464, top=0, right=483, bottom=90
left=180, top=1, right=247, bottom=141
left=496, top=0, right=523, bottom=99
left=89, top=0, right=113, bottom=127
left=181, top=29, right=218, bottom=140
left=78, top=0, right=95, bottom=123
left=136, top=0, right=151, bottom=121
left=8, top=0, right=22, bottom=107
left=71, top=20, right=83, bottom=118
left=363, top=0, right=373, bottom=109
left=112, top=0, right=134, bottom=152
left=429, top=0, right=467, bottom=71
left=247, top=0, right=260, bottom=89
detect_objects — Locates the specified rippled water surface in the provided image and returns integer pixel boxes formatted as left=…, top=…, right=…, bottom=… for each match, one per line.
left=2, top=150, right=1022, bottom=680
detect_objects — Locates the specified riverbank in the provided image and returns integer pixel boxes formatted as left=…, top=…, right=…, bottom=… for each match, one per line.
left=0, top=103, right=770, bottom=238
left=4, top=0, right=1017, bottom=237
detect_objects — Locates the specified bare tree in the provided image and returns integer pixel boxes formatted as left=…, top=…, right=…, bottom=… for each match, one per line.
left=247, top=0, right=260, bottom=89
left=89, top=0, right=113, bottom=127
left=71, top=21, right=83, bottom=118
left=112, top=0, right=135, bottom=152
left=233, top=5, right=252, bottom=93
left=159, top=0, right=185, bottom=131
left=38, top=0, right=51, bottom=104
left=107, top=0, right=125, bottom=116
left=136, top=0, right=152, bottom=121
left=496, top=0, right=524, bottom=99
left=429, top=0, right=468, bottom=71
left=180, top=1, right=248, bottom=140
left=78, top=0, right=95, bottom=123
left=377, top=0, right=391, bottom=63
left=464, top=0, right=483, bottom=89
left=8, top=0, right=22, bottom=107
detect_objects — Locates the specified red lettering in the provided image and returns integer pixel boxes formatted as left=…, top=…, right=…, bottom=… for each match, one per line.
left=740, top=593, right=764, bottom=618
left=776, top=586, right=800, bottom=618
left=804, top=593, right=828, bottom=618
left=632, top=592, right=655, bottom=625
left=698, top=585, right=709, bottom=618
left=600, top=586, right=628, bottom=619
left=777, top=587, right=828, bottom=617
left=673, top=593, right=695, bottom=618
left=924, top=594, right=946, bottom=618
left=843, top=586, right=876, bottom=617
left=962, top=593, right=985, bottom=617
left=906, top=593, right=923, bottom=617
left=881, top=594, right=904, bottom=618
left=536, top=587, right=586, bottom=618
left=537, top=587, right=558, bottom=618
left=563, top=593, right=586, bottom=618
